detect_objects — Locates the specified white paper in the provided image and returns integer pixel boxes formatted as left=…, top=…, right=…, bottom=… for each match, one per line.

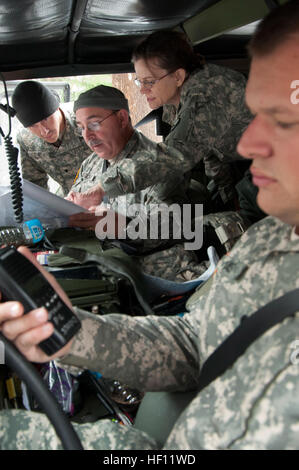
left=0, top=180, right=220, bottom=295
left=0, top=179, right=86, bottom=227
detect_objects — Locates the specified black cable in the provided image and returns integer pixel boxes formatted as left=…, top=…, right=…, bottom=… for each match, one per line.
left=3, top=134, right=23, bottom=223
left=0, top=72, right=12, bottom=136
left=0, top=72, right=24, bottom=223
left=0, top=332, right=84, bottom=450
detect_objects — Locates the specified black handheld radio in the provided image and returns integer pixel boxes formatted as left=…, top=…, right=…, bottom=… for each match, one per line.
left=0, top=246, right=81, bottom=355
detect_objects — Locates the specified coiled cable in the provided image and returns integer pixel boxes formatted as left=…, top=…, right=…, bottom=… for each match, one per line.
left=0, top=72, right=23, bottom=223
left=4, top=134, right=23, bottom=223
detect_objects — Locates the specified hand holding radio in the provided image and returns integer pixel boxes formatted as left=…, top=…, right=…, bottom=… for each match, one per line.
left=0, top=246, right=80, bottom=362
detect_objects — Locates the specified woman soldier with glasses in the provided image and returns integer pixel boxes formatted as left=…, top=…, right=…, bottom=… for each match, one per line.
left=130, top=30, right=253, bottom=212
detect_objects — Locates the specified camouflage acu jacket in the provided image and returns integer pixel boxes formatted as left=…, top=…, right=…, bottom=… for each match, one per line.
left=71, top=130, right=187, bottom=208
left=58, top=216, right=298, bottom=450
left=72, top=130, right=188, bottom=251
left=1, top=217, right=298, bottom=450
left=99, top=64, right=252, bottom=205
left=16, top=102, right=91, bottom=195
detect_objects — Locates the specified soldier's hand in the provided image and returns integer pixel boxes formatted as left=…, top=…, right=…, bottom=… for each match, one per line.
left=68, top=210, right=100, bottom=230
left=69, top=206, right=127, bottom=238
left=66, top=184, right=105, bottom=209
left=0, top=247, right=74, bottom=363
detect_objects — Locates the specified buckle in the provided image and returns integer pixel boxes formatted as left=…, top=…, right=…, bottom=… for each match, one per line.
left=215, top=221, right=246, bottom=250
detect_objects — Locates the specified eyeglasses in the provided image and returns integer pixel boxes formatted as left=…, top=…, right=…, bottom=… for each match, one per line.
left=77, top=111, right=117, bottom=133
left=134, top=71, right=174, bottom=90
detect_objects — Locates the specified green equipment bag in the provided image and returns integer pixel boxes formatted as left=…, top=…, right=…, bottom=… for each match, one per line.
left=46, top=227, right=218, bottom=318
left=46, top=228, right=145, bottom=316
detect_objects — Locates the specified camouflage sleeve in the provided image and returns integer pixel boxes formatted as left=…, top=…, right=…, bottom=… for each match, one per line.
left=99, top=95, right=213, bottom=197
left=166, top=94, right=251, bottom=205
left=60, top=309, right=200, bottom=392
left=18, top=141, right=48, bottom=189
left=0, top=408, right=159, bottom=450
left=164, top=218, right=299, bottom=450
left=99, top=143, right=186, bottom=196
left=202, top=124, right=251, bottom=206
left=99, top=90, right=250, bottom=200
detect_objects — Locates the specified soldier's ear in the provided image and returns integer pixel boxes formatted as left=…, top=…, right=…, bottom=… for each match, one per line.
left=174, top=68, right=187, bottom=88
left=116, top=109, right=130, bottom=128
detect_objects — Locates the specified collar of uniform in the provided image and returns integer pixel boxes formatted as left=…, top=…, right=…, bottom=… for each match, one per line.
left=58, top=107, right=66, bottom=140
left=51, top=103, right=85, bottom=150
left=108, top=130, right=139, bottom=167
left=222, top=216, right=299, bottom=276
left=179, top=65, right=209, bottom=102
left=162, top=66, right=209, bottom=125
left=51, top=138, right=62, bottom=148
left=212, top=217, right=299, bottom=287
left=50, top=106, right=66, bottom=147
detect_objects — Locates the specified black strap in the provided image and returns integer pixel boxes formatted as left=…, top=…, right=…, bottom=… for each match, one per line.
left=198, top=288, right=299, bottom=392
left=134, top=107, right=171, bottom=138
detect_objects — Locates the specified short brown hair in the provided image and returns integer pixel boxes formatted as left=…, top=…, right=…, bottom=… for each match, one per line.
left=248, top=0, right=299, bottom=57
left=132, top=30, right=204, bottom=74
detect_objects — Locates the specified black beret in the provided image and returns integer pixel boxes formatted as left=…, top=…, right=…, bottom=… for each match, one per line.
left=74, top=85, right=129, bottom=113
left=12, top=81, right=59, bottom=127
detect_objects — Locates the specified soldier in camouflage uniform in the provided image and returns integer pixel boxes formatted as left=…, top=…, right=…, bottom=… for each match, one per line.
left=69, top=90, right=188, bottom=211
left=12, top=81, right=90, bottom=195
left=0, top=2, right=299, bottom=450
left=67, top=85, right=189, bottom=252
left=2, top=215, right=298, bottom=450
left=72, top=31, right=255, bottom=266
left=85, top=31, right=252, bottom=212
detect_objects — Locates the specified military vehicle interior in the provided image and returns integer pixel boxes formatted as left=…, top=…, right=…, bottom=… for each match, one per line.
left=0, top=0, right=288, bottom=81
left=0, top=0, right=288, bottom=184
left=0, top=0, right=292, bottom=451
